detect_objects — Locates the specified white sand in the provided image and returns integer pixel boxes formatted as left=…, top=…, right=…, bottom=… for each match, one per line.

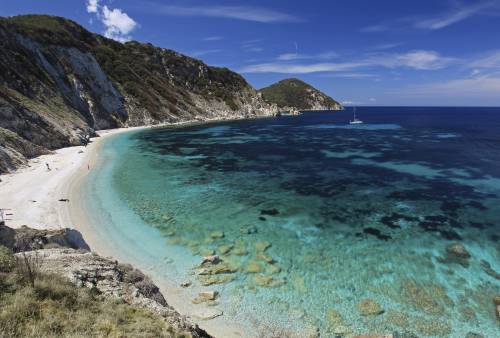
left=0, top=127, right=143, bottom=230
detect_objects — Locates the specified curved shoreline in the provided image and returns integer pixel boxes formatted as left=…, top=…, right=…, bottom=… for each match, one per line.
left=0, top=125, right=253, bottom=338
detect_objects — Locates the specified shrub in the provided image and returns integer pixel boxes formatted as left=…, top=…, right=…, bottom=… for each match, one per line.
left=0, top=246, right=15, bottom=273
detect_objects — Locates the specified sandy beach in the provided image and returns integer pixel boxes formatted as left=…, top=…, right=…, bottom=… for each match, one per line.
left=0, top=124, right=252, bottom=338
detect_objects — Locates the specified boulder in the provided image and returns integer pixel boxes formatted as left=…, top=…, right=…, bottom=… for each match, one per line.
left=255, top=241, right=271, bottom=252
left=357, top=299, right=384, bottom=316
left=446, top=244, right=471, bottom=259
left=245, top=260, right=264, bottom=273
left=192, top=291, right=218, bottom=304
left=209, top=231, right=224, bottom=239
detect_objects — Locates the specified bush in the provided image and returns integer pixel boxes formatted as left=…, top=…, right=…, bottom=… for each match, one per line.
left=0, top=246, right=15, bottom=273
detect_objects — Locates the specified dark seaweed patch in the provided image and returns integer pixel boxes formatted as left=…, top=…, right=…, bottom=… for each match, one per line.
left=363, top=227, right=392, bottom=241
left=380, top=213, right=418, bottom=229
left=260, top=209, right=280, bottom=216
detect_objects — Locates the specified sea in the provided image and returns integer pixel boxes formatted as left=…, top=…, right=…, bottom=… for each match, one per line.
left=80, top=107, right=500, bottom=337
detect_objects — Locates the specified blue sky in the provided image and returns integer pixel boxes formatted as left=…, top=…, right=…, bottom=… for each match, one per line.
left=2, top=0, right=500, bottom=106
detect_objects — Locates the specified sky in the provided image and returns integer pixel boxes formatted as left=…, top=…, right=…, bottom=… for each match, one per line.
left=2, top=0, right=500, bottom=106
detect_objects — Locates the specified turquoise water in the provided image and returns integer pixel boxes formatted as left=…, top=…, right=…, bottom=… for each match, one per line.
left=82, top=108, right=500, bottom=337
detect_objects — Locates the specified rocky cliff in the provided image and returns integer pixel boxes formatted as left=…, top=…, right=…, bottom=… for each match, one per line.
left=260, top=78, right=342, bottom=111
left=0, top=15, right=279, bottom=173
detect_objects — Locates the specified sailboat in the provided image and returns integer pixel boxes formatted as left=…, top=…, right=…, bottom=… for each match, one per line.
left=349, top=106, right=363, bottom=125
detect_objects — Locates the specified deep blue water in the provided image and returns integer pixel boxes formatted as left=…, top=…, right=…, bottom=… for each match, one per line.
left=84, top=107, right=500, bottom=337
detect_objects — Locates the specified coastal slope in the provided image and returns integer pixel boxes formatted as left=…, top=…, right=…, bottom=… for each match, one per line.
left=260, top=78, right=342, bottom=111
left=0, top=14, right=279, bottom=173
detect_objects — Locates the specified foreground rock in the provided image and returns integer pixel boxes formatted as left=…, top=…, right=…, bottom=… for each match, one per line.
left=2, top=225, right=210, bottom=337
left=0, top=224, right=90, bottom=252
left=18, top=248, right=211, bottom=337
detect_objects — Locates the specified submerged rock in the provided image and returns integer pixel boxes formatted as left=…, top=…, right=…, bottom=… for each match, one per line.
left=240, top=226, right=257, bottom=235
left=257, top=253, right=275, bottom=264
left=217, top=244, right=233, bottom=255
left=255, top=241, right=272, bottom=252
left=192, top=291, right=218, bottom=304
left=193, top=308, right=223, bottom=320
left=198, top=274, right=235, bottom=286
left=180, top=281, right=192, bottom=288
left=443, top=243, right=471, bottom=267
left=245, top=260, right=264, bottom=273
left=201, top=255, right=220, bottom=265
left=446, top=243, right=471, bottom=259
left=209, top=231, right=224, bottom=239
left=357, top=299, right=384, bottom=316
left=254, top=275, right=274, bottom=286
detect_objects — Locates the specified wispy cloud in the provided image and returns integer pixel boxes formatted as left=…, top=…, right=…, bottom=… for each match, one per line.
left=396, top=75, right=500, bottom=101
left=360, top=24, right=389, bottom=33
left=319, top=72, right=377, bottom=79
left=190, top=49, right=222, bottom=57
left=240, top=39, right=264, bottom=53
left=466, top=50, right=500, bottom=69
left=203, top=36, right=224, bottom=41
left=241, top=50, right=455, bottom=74
left=415, top=1, right=497, bottom=30
left=146, top=4, right=303, bottom=23
left=361, top=1, right=500, bottom=33
left=277, top=51, right=338, bottom=61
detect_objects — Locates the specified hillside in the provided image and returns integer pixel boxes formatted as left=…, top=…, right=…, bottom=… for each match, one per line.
left=0, top=15, right=279, bottom=173
left=260, top=78, right=342, bottom=111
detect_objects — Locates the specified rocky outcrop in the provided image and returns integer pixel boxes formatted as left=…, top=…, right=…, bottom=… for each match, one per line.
left=16, top=248, right=209, bottom=337
left=260, top=78, right=342, bottom=111
left=2, top=224, right=210, bottom=337
left=0, top=224, right=90, bottom=252
left=0, top=14, right=280, bottom=173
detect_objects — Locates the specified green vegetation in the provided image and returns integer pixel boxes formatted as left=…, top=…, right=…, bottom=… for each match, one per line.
left=260, top=78, right=341, bottom=110
left=0, top=246, right=189, bottom=338
left=0, top=15, right=250, bottom=116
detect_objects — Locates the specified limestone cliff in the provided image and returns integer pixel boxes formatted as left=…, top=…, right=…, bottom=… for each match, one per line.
left=260, top=78, right=342, bottom=111
left=0, top=15, right=279, bottom=173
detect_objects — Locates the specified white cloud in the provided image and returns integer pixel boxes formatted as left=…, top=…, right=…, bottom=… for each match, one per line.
left=415, top=1, right=497, bottom=30
left=361, top=1, right=500, bottom=33
left=241, top=50, right=455, bottom=74
left=86, top=0, right=99, bottom=14
left=397, top=75, right=500, bottom=101
left=360, top=24, right=389, bottom=33
left=277, top=51, right=337, bottom=61
left=190, top=49, right=222, bottom=57
left=203, top=36, right=224, bottom=41
left=319, top=72, right=376, bottom=79
left=101, top=5, right=138, bottom=42
left=467, top=50, right=500, bottom=69
left=150, top=5, right=302, bottom=23
left=372, top=50, right=454, bottom=70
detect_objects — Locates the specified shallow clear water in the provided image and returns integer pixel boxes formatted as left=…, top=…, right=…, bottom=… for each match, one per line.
left=83, top=108, right=500, bottom=337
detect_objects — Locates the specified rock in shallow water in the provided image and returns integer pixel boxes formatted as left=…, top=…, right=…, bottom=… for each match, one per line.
left=193, top=308, right=223, bottom=320
left=357, top=299, right=384, bottom=316
left=446, top=243, right=471, bottom=259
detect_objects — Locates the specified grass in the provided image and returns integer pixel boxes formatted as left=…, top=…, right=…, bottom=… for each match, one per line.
left=0, top=246, right=192, bottom=338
